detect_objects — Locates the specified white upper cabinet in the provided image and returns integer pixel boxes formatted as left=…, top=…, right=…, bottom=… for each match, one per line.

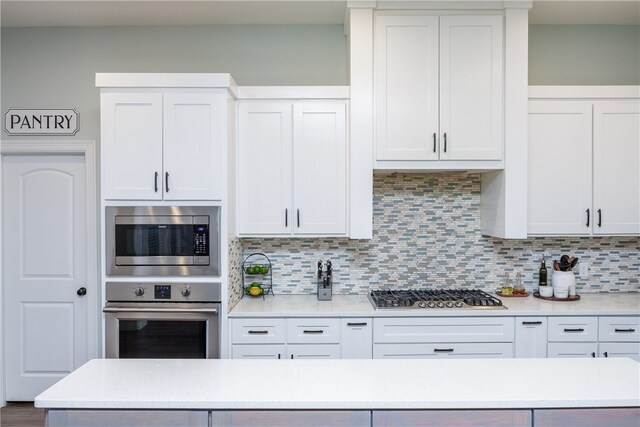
left=375, top=15, right=439, bottom=161
left=528, top=101, right=593, bottom=235
left=293, top=103, right=347, bottom=235
left=237, top=100, right=347, bottom=237
left=101, top=90, right=225, bottom=201
left=374, top=14, right=503, bottom=167
left=163, top=92, right=225, bottom=201
left=101, top=92, right=163, bottom=200
left=237, top=102, right=293, bottom=235
left=593, top=102, right=640, bottom=235
left=528, top=94, right=640, bottom=236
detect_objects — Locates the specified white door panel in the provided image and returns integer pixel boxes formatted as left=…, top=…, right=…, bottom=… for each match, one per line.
left=528, top=102, right=593, bottom=235
left=3, top=155, right=89, bottom=400
left=375, top=15, right=439, bottom=161
left=237, top=102, right=293, bottom=235
left=293, top=103, right=346, bottom=234
left=163, top=92, right=224, bottom=200
left=440, top=15, right=503, bottom=160
left=593, top=102, right=640, bottom=235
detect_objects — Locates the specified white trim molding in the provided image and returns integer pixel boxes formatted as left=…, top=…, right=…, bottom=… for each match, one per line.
left=237, top=86, right=350, bottom=100
left=0, top=140, right=99, bottom=403
left=95, top=73, right=238, bottom=97
left=529, top=86, right=640, bottom=99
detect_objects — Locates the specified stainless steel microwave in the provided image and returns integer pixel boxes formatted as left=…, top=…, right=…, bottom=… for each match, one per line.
left=106, top=206, right=220, bottom=276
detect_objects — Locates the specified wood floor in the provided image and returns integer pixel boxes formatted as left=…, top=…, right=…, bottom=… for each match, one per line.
left=0, top=402, right=45, bottom=427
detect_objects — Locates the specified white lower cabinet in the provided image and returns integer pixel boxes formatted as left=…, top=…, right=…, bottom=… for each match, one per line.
left=287, top=344, right=340, bottom=359
left=599, top=342, right=640, bottom=361
left=373, top=317, right=514, bottom=359
left=515, top=317, right=548, bottom=358
left=374, top=342, right=513, bottom=359
left=47, top=410, right=208, bottom=427
left=547, top=342, right=598, bottom=358
left=598, top=316, right=640, bottom=361
left=232, top=344, right=286, bottom=360
left=341, top=319, right=373, bottom=359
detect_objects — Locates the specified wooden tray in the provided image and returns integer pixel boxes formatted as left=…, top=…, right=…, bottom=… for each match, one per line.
left=496, top=291, right=529, bottom=297
left=533, top=291, right=581, bottom=302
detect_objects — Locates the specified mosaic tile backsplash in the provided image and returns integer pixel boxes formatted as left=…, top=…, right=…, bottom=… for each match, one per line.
left=239, top=173, right=639, bottom=296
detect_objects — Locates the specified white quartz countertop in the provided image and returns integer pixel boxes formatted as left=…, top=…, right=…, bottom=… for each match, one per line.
left=35, top=358, right=640, bottom=410
left=229, top=293, right=640, bottom=317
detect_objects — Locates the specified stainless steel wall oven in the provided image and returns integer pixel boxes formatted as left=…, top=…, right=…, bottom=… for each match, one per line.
left=106, top=206, right=220, bottom=276
left=104, top=281, right=221, bottom=359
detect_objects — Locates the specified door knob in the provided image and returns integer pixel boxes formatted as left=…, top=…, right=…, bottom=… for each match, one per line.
left=77, top=287, right=87, bottom=296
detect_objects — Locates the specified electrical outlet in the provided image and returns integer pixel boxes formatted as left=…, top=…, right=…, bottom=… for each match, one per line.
left=579, top=262, right=589, bottom=278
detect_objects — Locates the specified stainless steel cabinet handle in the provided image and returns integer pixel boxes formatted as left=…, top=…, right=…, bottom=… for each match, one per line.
left=443, top=133, right=447, bottom=152
left=614, top=328, right=636, bottom=333
left=248, top=330, right=269, bottom=335
left=433, top=133, right=436, bottom=152
left=154, top=172, right=159, bottom=192
left=564, top=328, right=585, bottom=332
left=434, top=348, right=454, bottom=353
left=103, top=307, right=218, bottom=314
left=522, top=321, right=543, bottom=325
left=586, top=209, right=590, bottom=227
left=598, top=209, right=602, bottom=227
left=347, top=322, right=368, bottom=327
left=303, top=330, right=324, bottom=334
left=165, top=172, right=170, bottom=193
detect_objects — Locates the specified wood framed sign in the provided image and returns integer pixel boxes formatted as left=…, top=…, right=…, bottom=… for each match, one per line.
left=4, top=109, right=79, bottom=135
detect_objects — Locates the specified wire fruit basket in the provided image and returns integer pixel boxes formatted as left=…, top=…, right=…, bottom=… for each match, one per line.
left=241, top=253, right=274, bottom=299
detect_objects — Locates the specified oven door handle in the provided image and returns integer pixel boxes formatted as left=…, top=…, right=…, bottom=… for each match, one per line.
left=103, top=307, right=218, bottom=314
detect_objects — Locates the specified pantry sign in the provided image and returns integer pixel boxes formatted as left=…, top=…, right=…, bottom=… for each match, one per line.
left=4, top=108, right=79, bottom=135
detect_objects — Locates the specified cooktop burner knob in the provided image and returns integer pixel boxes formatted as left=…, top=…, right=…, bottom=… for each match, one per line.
left=134, top=286, right=145, bottom=297
left=427, top=301, right=436, bottom=308
left=445, top=301, right=454, bottom=308
left=418, top=301, right=427, bottom=308
left=455, top=301, right=464, bottom=308
left=436, top=301, right=445, bottom=308
left=180, top=287, right=191, bottom=297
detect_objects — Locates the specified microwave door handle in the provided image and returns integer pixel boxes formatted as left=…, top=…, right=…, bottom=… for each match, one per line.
left=103, top=307, right=218, bottom=314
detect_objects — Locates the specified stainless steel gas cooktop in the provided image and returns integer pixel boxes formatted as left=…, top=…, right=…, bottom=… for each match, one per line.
left=368, top=289, right=506, bottom=310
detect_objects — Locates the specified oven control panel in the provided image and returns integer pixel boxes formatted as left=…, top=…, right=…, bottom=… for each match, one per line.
left=154, top=285, right=172, bottom=299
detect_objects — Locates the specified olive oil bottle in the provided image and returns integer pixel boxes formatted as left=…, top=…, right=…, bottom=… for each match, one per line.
left=539, top=256, right=548, bottom=287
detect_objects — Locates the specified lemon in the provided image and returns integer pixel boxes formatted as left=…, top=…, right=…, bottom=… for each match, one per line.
left=249, top=286, right=263, bottom=296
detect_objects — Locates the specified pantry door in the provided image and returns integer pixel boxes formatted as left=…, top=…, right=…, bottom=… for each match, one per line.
left=2, top=149, right=96, bottom=400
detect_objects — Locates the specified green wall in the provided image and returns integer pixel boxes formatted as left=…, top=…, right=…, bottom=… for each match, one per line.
left=1, top=25, right=348, bottom=140
left=529, top=25, right=640, bottom=85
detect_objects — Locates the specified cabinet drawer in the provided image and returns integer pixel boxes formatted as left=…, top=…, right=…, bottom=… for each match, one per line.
left=287, top=344, right=341, bottom=359
left=231, top=344, right=285, bottom=359
left=548, top=317, right=597, bottom=342
left=286, top=318, right=340, bottom=344
left=373, top=317, right=514, bottom=343
left=373, top=342, right=514, bottom=359
left=231, top=318, right=285, bottom=344
left=599, top=342, right=640, bottom=361
left=548, top=342, right=598, bottom=358
left=599, top=317, right=640, bottom=342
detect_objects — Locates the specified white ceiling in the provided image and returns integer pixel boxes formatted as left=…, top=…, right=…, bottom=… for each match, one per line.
left=1, top=0, right=638, bottom=27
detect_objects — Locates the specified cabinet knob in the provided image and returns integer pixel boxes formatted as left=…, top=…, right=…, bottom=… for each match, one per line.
left=76, top=287, right=87, bottom=297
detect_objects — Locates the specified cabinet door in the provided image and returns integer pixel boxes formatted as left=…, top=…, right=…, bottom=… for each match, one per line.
left=548, top=317, right=598, bottom=342
left=374, top=410, right=532, bottom=427
left=528, top=102, right=593, bottom=235
left=212, top=411, right=371, bottom=427
left=286, top=318, right=341, bottom=344
left=374, top=15, right=439, bottom=161
left=593, top=102, right=640, bottom=235
left=287, top=344, right=341, bottom=359
left=163, top=91, right=225, bottom=200
left=440, top=15, right=503, bottom=161
left=535, top=408, right=640, bottom=427
left=231, top=344, right=286, bottom=360
left=515, top=317, right=548, bottom=358
left=101, top=92, right=163, bottom=200
left=342, top=319, right=373, bottom=359
left=599, top=342, right=640, bottom=361
left=547, top=342, right=598, bottom=358
left=293, top=103, right=347, bottom=235
left=237, top=102, right=292, bottom=235
left=598, top=316, right=640, bottom=342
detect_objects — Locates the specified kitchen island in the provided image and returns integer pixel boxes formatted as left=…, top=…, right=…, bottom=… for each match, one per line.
left=36, top=358, right=639, bottom=427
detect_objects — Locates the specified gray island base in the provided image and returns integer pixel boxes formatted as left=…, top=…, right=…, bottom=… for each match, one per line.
left=36, top=359, right=640, bottom=427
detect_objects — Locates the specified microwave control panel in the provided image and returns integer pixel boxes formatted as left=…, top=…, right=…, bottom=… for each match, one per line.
left=194, top=225, right=209, bottom=256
